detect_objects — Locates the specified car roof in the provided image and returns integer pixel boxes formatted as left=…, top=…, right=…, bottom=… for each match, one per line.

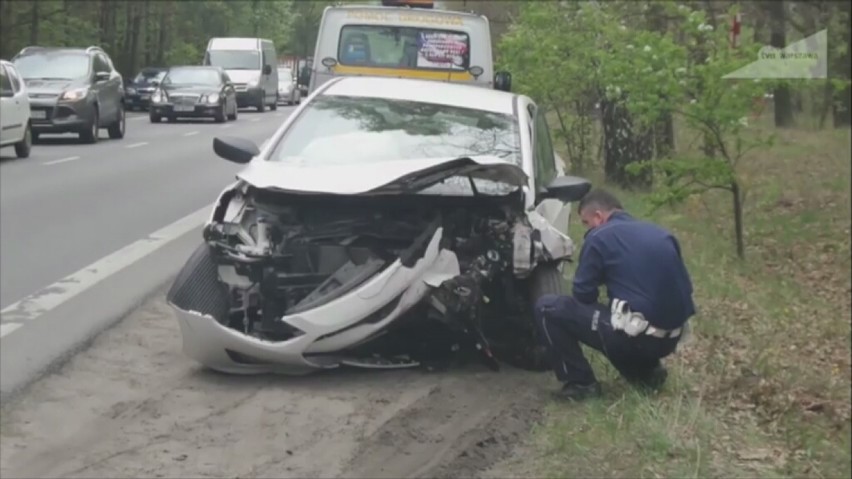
left=168, top=65, right=219, bottom=70
left=320, top=77, right=517, bottom=116
left=19, top=47, right=91, bottom=55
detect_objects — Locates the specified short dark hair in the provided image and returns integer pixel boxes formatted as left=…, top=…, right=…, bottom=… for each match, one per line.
left=578, top=189, right=623, bottom=214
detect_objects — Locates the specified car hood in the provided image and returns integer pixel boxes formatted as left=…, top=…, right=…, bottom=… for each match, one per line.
left=128, top=81, right=159, bottom=91
left=236, top=156, right=529, bottom=196
left=225, top=70, right=260, bottom=84
left=23, top=78, right=84, bottom=96
left=162, top=85, right=220, bottom=95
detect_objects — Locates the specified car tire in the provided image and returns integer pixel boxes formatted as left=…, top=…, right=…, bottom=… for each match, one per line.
left=108, top=104, right=126, bottom=139
left=14, top=123, right=32, bottom=159
left=149, top=113, right=161, bottom=123
left=524, top=262, right=567, bottom=371
left=257, top=101, right=265, bottom=113
left=79, top=108, right=99, bottom=144
left=270, top=99, right=277, bottom=111
left=227, top=102, right=237, bottom=121
left=214, top=105, right=226, bottom=123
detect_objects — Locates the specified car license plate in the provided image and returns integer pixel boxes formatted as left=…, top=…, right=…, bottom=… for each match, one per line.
left=31, top=110, right=46, bottom=120
left=174, top=105, right=194, bottom=112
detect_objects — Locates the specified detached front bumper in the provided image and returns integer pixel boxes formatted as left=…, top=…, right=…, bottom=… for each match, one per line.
left=150, top=102, right=222, bottom=118
left=28, top=97, right=95, bottom=134
left=168, top=227, right=460, bottom=375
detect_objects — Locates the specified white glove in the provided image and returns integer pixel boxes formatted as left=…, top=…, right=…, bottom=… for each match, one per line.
left=610, top=298, right=649, bottom=337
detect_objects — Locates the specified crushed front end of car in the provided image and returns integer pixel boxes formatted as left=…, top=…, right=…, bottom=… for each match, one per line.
left=167, top=159, right=579, bottom=374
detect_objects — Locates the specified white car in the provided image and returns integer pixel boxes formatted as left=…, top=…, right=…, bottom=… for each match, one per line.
left=276, top=67, right=301, bottom=105
left=0, top=59, right=32, bottom=158
left=167, top=76, right=591, bottom=375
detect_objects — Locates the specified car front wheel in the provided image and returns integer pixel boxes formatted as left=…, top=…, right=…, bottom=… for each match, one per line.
left=14, top=123, right=32, bottom=158
left=79, top=108, right=99, bottom=144
left=108, top=105, right=126, bottom=139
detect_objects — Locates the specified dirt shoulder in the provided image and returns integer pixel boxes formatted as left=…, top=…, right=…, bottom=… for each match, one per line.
left=0, top=289, right=552, bottom=479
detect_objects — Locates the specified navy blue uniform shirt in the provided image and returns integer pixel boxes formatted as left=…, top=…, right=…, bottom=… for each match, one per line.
left=572, top=211, right=696, bottom=330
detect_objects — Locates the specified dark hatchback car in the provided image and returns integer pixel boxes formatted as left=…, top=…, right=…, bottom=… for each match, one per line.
left=125, top=67, right=166, bottom=111
left=149, top=66, right=238, bottom=123
left=11, top=46, right=126, bottom=143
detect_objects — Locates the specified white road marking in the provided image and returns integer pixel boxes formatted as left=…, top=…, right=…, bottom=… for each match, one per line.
left=125, top=142, right=148, bottom=149
left=249, top=118, right=261, bottom=122
left=128, top=115, right=147, bottom=121
left=0, top=205, right=212, bottom=338
left=183, top=131, right=199, bottom=137
left=220, top=124, right=233, bottom=129
left=43, top=156, right=80, bottom=166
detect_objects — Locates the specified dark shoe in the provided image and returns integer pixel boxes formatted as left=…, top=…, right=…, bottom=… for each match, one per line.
left=627, top=365, right=668, bottom=392
left=553, top=382, right=602, bottom=402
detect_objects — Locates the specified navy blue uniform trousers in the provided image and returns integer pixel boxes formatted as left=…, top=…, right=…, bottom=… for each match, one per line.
left=533, top=294, right=681, bottom=385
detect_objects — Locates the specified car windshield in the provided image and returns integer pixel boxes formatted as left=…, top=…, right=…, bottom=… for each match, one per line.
left=269, top=95, right=521, bottom=167
left=133, top=70, right=165, bottom=83
left=278, top=68, right=293, bottom=82
left=163, top=68, right=220, bottom=86
left=338, top=25, right=471, bottom=71
left=206, top=50, right=260, bottom=70
left=13, top=52, right=90, bottom=80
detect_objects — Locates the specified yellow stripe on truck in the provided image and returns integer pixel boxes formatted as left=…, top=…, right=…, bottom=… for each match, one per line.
left=332, top=64, right=474, bottom=81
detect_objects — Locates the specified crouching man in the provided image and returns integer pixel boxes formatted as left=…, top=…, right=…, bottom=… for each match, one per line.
left=534, top=189, right=696, bottom=401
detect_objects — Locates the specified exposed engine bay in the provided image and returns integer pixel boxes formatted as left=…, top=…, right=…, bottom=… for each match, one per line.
left=168, top=182, right=575, bottom=373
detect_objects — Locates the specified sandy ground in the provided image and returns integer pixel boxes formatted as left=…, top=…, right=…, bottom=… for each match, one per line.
left=0, top=288, right=554, bottom=478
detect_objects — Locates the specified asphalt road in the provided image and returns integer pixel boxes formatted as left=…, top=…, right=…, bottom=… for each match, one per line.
left=0, top=106, right=295, bottom=399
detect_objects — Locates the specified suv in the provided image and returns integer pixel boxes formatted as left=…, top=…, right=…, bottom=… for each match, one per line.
left=11, top=46, right=126, bottom=143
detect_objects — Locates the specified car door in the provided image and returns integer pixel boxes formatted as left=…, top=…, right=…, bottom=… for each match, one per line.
left=91, top=54, right=115, bottom=123
left=0, top=64, right=25, bottom=145
left=222, top=72, right=236, bottom=111
left=529, top=104, right=572, bottom=234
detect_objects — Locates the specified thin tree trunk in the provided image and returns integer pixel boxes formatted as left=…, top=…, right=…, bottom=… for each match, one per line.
left=731, top=180, right=745, bottom=259
left=833, top=1, right=852, bottom=127
left=29, top=1, right=39, bottom=45
left=769, top=0, right=794, bottom=127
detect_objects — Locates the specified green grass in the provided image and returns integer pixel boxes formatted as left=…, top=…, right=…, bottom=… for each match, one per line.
left=520, top=120, right=851, bottom=479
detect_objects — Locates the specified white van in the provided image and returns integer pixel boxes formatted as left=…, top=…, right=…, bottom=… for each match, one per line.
left=307, top=1, right=512, bottom=95
left=203, top=37, right=278, bottom=112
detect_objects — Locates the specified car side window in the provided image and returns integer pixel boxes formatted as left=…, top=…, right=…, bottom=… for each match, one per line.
left=529, top=105, right=558, bottom=191
left=93, top=54, right=110, bottom=74
left=6, top=66, right=21, bottom=92
left=0, top=66, right=12, bottom=93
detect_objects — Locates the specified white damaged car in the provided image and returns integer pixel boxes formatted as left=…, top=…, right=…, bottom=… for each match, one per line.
left=167, top=76, right=592, bottom=375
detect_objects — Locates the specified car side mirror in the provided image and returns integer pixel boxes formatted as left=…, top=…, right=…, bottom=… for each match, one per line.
left=538, top=175, right=592, bottom=203
left=263, top=64, right=272, bottom=75
left=151, top=80, right=160, bottom=87
left=0, top=89, right=13, bottom=98
left=214, top=136, right=259, bottom=164
left=494, top=71, right=512, bottom=92
left=95, top=71, right=111, bottom=82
